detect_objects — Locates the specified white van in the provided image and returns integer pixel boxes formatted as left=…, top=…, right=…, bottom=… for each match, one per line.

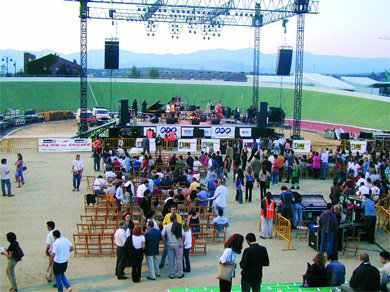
left=92, top=107, right=110, bottom=124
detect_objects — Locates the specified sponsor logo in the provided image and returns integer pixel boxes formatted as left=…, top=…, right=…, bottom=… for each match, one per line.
left=160, top=127, right=177, bottom=133
left=215, top=127, right=232, bottom=134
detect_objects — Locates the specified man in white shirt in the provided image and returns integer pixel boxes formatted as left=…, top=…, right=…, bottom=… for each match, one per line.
left=348, top=160, right=360, bottom=178
left=114, top=221, right=128, bottom=280
left=357, top=182, right=370, bottom=197
left=0, top=158, right=12, bottom=197
left=136, top=180, right=149, bottom=206
left=321, top=148, right=329, bottom=180
left=93, top=175, right=106, bottom=195
left=71, top=154, right=84, bottom=191
left=211, top=179, right=228, bottom=216
left=45, top=221, right=56, bottom=284
left=50, top=230, right=74, bottom=292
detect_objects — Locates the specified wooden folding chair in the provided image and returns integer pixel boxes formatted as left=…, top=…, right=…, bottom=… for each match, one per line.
left=80, top=215, right=93, bottom=224
left=86, top=176, right=96, bottom=190
left=295, top=220, right=310, bottom=241
left=73, top=234, right=88, bottom=257
left=76, top=223, right=91, bottom=234
left=100, top=233, right=115, bottom=256
left=212, top=224, right=227, bottom=243
left=191, top=236, right=207, bottom=256
left=343, top=236, right=360, bottom=259
left=86, top=234, right=101, bottom=256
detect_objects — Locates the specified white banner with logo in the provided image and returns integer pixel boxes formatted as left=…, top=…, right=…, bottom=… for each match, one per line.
left=38, top=139, right=92, bottom=152
left=201, top=139, right=220, bottom=152
left=136, top=138, right=156, bottom=152
left=181, top=127, right=194, bottom=137
left=292, top=140, right=311, bottom=153
left=200, top=127, right=212, bottom=137
left=157, top=125, right=181, bottom=138
left=350, top=140, right=367, bottom=154
left=178, top=139, right=197, bottom=152
left=211, top=126, right=235, bottom=139
left=240, top=128, right=252, bottom=138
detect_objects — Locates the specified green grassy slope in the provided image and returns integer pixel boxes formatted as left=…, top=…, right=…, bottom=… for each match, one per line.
left=1, top=81, right=389, bottom=130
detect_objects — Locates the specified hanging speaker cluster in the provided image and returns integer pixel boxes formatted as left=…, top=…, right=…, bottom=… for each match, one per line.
left=275, top=48, right=293, bottom=76
left=105, top=38, right=119, bottom=70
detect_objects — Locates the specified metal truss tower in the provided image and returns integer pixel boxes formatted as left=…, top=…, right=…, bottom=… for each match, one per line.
left=66, top=0, right=318, bottom=136
left=79, top=0, right=88, bottom=135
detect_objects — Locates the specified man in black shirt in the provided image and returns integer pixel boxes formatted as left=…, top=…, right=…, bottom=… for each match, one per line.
left=186, top=152, right=194, bottom=171
left=140, top=190, right=152, bottom=221
left=162, top=195, right=179, bottom=217
left=215, top=151, right=223, bottom=179
left=240, top=233, right=269, bottom=292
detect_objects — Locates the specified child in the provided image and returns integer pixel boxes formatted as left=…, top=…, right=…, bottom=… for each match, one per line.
left=182, top=224, right=192, bottom=273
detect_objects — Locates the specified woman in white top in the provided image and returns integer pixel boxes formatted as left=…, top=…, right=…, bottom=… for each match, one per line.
left=218, top=234, right=244, bottom=292
left=182, top=224, right=192, bottom=273
left=128, top=225, right=145, bottom=283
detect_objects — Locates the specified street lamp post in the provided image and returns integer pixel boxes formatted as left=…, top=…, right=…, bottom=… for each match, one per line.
left=1, top=56, right=13, bottom=76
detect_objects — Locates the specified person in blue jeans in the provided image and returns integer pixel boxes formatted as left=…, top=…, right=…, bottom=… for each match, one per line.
left=50, top=230, right=74, bottom=292
left=1, top=158, right=13, bottom=197
left=292, top=191, right=303, bottom=229
left=319, top=203, right=338, bottom=255
left=71, top=154, right=84, bottom=192
left=234, top=168, right=244, bottom=204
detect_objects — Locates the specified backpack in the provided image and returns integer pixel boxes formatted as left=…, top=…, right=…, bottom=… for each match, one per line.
left=13, top=244, right=24, bottom=262
left=292, top=191, right=302, bottom=204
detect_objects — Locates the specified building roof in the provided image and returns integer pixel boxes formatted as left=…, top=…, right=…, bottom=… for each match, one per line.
left=304, top=73, right=355, bottom=90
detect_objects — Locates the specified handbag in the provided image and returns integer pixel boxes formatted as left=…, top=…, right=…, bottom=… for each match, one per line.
left=23, top=166, right=27, bottom=171
left=216, top=250, right=234, bottom=282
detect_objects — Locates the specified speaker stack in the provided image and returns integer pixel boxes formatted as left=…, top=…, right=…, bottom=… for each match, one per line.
left=211, top=119, right=221, bottom=125
left=120, top=99, right=130, bottom=126
left=257, top=102, right=268, bottom=128
left=105, top=38, right=119, bottom=70
left=268, top=107, right=285, bottom=126
left=192, top=119, right=200, bottom=125
left=167, top=118, right=177, bottom=124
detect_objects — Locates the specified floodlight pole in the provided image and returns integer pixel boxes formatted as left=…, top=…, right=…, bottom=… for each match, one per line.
left=252, top=2, right=262, bottom=109
left=79, top=0, right=89, bottom=136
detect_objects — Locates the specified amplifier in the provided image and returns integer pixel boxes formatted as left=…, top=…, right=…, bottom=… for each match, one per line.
left=211, top=119, right=220, bottom=125
left=167, top=118, right=177, bottom=124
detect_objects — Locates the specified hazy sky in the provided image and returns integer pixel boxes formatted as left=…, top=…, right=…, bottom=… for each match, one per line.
left=1, top=0, right=389, bottom=58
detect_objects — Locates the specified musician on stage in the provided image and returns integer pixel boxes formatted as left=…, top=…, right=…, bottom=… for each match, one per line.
left=192, top=110, right=200, bottom=120
left=142, top=99, right=147, bottom=113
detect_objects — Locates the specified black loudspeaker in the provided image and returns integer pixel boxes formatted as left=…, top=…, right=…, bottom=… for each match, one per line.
left=201, top=115, right=207, bottom=122
left=167, top=118, right=177, bottom=124
left=340, top=133, right=350, bottom=140
left=360, top=132, right=373, bottom=139
left=120, top=126, right=142, bottom=138
left=253, top=128, right=275, bottom=138
left=211, top=119, right=220, bottom=125
left=257, top=102, right=268, bottom=128
left=192, top=119, right=200, bottom=125
left=105, top=39, right=119, bottom=70
left=109, top=128, right=121, bottom=138
left=194, top=128, right=204, bottom=138
left=268, top=107, right=285, bottom=125
left=151, top=118, right=159, bottom=124
left=189, top=105, right=197, bottom=111
left=276, top=48, right=293, bottom=76
left=120, top=99, right=130, bottom=126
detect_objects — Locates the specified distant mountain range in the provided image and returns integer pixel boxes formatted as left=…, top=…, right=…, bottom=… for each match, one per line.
left=1, top=48, right=389, bottom=74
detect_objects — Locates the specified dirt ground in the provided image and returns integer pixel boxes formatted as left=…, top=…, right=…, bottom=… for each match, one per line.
left=0, top=122, right=387, bottom=292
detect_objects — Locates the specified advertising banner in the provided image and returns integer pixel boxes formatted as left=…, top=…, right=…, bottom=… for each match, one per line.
left=136, top=138, right=156, bottom=152
left=201, top=139, right=220, bottom=152
left=181, top=127, right=194, bottom=137
left=157, top=125, right=181, bottom=138
left=350, top=140, right=367, bottom=154
left=38, top=139, right=92, bottom=152
left=211, top=126, right=235, bottom=139
left=200, top=127, right=212, bottom=137
left=240, top=128, right=252, bottom=138
left=292, top=140, right=311, bottom=153
left=178, top=139, right=197, bottom=152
